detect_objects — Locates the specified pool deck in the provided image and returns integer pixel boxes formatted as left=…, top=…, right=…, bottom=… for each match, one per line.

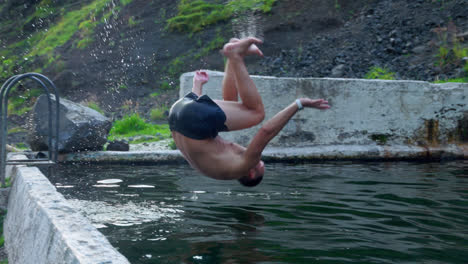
left=59, top=144, right=468, bottom=164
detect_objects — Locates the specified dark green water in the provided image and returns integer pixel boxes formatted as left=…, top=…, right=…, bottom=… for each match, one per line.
left=48, top=161, right=468, bottom=264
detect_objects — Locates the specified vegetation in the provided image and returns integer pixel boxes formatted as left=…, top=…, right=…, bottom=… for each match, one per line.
left=166, top=0, right=276, bottom=33
left=433, top=77, right=468, bottom=83
left=433, top=23, right=468, bottom=74
left=0, top=210, right=4, bottom=242
left=194, top=29, right=226, bottom=59
left=6, top=88, right=41, bottom=115
left=0, top=178, right=11, bottom=189
left=168, top=139, right=177, bottom=150
left=128, top=16, right=141, bottom=27
left=370, top=134, right=389, bottom=145
left=120, top=0, right=133, bottom=6
left=85, top=101, right=105, bottom=114
left=364, top=66, right=396, bottom=80
left=7, top=127, right=27, bottom=134
left=108, top=113, right=171, bottom=142
left=150, top=106, right=168, bottom=121
left=0, top=209, right=6, bottom=264
left=28, top=0, right=113, bottom=58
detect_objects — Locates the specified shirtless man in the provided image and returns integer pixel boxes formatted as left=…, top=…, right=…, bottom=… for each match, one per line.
left=169, top=37, right=330, bottom=187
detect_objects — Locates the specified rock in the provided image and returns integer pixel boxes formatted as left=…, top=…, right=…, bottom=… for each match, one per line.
left=106, top=140, right=129, bottom=151
left=27, top=95, right=112, bottom=153
left=6, top=144, right=20, bottom=152
left=454, top=67, right=467, bottom=78
left=331, top=64, right=346, bottom=77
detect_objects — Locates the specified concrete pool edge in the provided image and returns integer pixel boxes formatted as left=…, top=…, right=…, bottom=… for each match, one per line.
left=4, top=154, right=130, bottom=264
left=58, top=144, right=468, bottom=164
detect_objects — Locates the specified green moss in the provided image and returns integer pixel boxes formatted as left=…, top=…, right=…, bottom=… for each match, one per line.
left=86, top=101, right=105, bottom=114
left=167, top=56, right=186, bottom=79
left=6, top=88, right=41, bottom=115
left=364, top=66, right=396, bottom=80
left=370, top=134, right=389, bottom=145
left=76, top=37, right=94, bottom=49
left=15, top=143, right=29, bottom=150
left=159, top=80, right=171, bottom=90
left=7, top=127, right=27, bottom=134
left=433, top=77, right=468, bottom=83
left=0, top=178, right=10, bottom=188
left=120, top=0, right=133, bottom=6
left=168, top=139, right=177, bottom=150
left=128, top=16, right=141, bottom=27
left=194, top=30, right=225, bottom=59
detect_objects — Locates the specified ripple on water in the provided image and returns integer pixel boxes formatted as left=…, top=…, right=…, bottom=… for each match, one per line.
left=97, top=179, right=123, bottom=184
left=67, top=199, right=184, bottom=227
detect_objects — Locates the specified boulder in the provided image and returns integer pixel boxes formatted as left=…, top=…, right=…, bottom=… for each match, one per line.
left=27, top=95, right=112, bottom=153
left=106, top=140, right=129, bottom=151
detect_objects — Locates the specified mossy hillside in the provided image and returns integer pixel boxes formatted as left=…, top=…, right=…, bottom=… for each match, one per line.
left=166, top=0, right=276, bottom=33
left=0, top=0, right=119, bottom=79
left=0, top=0, right=124, bottom=115
left=28, top=0, right=113, bottom=58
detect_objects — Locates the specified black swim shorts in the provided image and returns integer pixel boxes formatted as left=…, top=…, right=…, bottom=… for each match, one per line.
left=169, top=92, right=228, bottom=139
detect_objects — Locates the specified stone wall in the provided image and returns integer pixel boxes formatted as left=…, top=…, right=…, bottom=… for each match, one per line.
left=180, top=71, right=468, bottom=149
left=4, top=154, right=130, bottom=264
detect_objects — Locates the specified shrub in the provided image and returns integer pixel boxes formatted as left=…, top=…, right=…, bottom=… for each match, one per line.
left=364, top=66, right=396, bottom=80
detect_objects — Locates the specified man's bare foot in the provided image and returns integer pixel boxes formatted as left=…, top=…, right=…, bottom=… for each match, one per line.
left=229, top=38, right=264, bottom=57
left=222, top=37, right=263, bottom=58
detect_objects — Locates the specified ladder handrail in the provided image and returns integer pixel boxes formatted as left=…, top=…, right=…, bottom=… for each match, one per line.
left=0, top=73, right=60, bottom=186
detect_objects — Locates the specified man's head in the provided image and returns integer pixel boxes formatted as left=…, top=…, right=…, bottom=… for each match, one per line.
left=238, top=161, right=265, bottom=187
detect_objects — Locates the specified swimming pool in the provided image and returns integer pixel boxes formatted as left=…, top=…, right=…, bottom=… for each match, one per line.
left=48, top=161, right=468, bottom=263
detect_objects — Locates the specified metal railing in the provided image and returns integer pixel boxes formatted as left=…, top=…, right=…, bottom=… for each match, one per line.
left=0, top=73, right=60, bottom=186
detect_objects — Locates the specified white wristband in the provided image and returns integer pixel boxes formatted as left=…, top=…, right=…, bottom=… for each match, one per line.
left=295, top=99, right=303, bottom=110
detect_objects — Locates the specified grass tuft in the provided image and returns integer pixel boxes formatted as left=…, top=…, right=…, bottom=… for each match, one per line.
left=364, top=66, right=396, bottom=80
left=108, top=114, right=171, bottom=141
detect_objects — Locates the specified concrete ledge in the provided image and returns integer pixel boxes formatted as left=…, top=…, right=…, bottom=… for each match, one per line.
left=180, top=72, right=468, bottom=148
left=4, top=154, right=130, bottom=264
left=58, top=144, right=467, bottom=164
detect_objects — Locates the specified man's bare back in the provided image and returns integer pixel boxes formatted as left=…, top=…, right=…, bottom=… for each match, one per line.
left=169, top=38, right=330, bottom=187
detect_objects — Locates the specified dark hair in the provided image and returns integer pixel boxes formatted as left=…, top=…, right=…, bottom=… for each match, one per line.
left=238, top=175, right=263, bottom=187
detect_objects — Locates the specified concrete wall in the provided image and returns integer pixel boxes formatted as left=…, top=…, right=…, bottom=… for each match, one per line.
left=180, top=71, right=468, bottom=149
left=4, top=154, right=130, bottom=264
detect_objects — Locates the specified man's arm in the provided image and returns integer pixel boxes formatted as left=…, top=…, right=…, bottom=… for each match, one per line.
left=243, top=98, right=330, bottom=166
left=192, top=71, right=209, bottom=96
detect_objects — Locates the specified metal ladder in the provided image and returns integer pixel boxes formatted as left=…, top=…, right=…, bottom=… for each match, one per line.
left=0, top=73, right=60, bottom=186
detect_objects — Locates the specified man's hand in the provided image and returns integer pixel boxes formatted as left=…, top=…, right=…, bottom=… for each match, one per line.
left=192, top=70, right=209, bottom=96
left=299, top=98, right=330, bottom=110
left=193, top=70, right=209, bottom=87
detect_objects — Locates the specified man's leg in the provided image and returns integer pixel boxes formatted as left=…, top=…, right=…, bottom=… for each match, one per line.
left=222, top=57, right=239, bottom=102
left=215, top=37, right=265, bottom=131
